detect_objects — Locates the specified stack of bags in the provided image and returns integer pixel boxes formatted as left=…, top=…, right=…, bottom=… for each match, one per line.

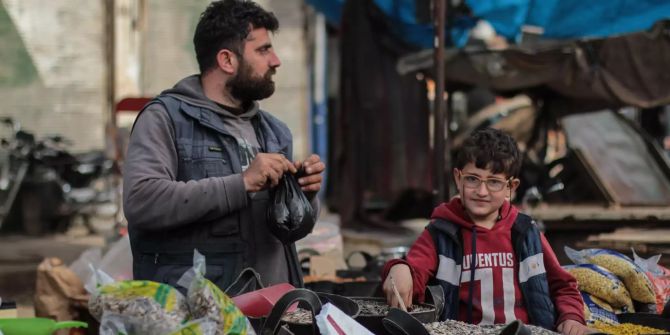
left=88, top=250, right=253, bottom=335
left=563, top=247, right=669, bottom=332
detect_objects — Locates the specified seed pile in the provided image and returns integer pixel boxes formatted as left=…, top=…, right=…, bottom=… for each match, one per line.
left=90, top=296, right=187, bottom=331
left=281, top=308, right=314, bottom=324
left=424, top=320, right=559, bottom=335
left=592, top=323, right=669, bottom=335
left=352, top=299, right=433, bottom=316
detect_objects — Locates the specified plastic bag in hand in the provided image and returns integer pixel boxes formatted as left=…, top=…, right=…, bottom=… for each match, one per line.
left=267, top=172, right=315, bottom=244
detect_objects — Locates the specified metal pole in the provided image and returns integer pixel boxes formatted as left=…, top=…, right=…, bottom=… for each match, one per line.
left=433, top=0, right=447, bottom=205
left=445, top=0, right=454, bottom=198
left=105, top=0, right=116, bottom=127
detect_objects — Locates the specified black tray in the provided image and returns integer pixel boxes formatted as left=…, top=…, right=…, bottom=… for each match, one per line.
left=252, top=290, right=360, bottom=335
left=351, top=286, right=445, bottom=335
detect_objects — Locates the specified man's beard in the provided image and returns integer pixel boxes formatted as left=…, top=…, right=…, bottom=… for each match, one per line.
left=227, top=61, right=276, bottom=103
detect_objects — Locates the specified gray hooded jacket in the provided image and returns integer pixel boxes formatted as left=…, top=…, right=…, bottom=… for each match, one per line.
left=123, top=75, right=318, bottom=290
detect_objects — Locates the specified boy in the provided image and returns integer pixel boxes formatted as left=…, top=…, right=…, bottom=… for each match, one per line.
left=382, top=128, right=589, bottom=335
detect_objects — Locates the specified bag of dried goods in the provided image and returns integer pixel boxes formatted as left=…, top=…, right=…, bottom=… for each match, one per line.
left=87, top=268, right=189, bottom=331
left=565, top=247, right=655, bottom=304
left=177, top=250, right=254, bottom=335
left=581, top=292, right=618, bottom=327
left=563, top=264, right=633, bottom=310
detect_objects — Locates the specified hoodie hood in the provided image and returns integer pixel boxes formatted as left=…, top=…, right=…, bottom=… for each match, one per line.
left=161, top=74, right=259, bottom=120
left=430, top=197, right=518, bottom=233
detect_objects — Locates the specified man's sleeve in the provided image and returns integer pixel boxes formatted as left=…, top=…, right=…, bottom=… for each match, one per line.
left=541, top=233, right=586, bottom=326
left=122, top=104, right=248, bottom=231
left=381, top=228, right=439, bottom=303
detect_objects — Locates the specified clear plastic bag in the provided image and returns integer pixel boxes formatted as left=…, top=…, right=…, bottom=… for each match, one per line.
left=565, top=246, right=656, bottom=304
left=100, top=313, right=218, bottom=335
left=267, top=172, right=315, bottom=244
left=167, top=319, right=219, bottom=335
left=87, top=268, right=189, bottom=331
left=563, top=264, right=633, bottom=310
left=581, top=292, right=618, bottom=327
left=177, top=250, right=254, bottom=335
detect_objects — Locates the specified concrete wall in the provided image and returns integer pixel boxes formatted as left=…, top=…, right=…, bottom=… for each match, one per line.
left=0, top=0, right=309, bottom=156
left=258, top=0, right=310, bottom=159
left=0, top=0, right=106, bottom=152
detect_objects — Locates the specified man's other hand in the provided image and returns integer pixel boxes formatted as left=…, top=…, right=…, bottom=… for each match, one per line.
left=243, top=153, right=296, bottom=192
left=294, top=154, right=325, bottom=195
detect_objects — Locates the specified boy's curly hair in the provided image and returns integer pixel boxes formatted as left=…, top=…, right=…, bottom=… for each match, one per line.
left=194, top=0, right=278, bottom=74
left=455, top=128, right=522, bottom=178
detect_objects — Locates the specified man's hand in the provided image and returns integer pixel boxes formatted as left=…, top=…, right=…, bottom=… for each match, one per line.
left=383, top=264, right=413, bottom=309
left=294, top=154, right=325, bottom=195
left=557, top=319, right=591, bottom=335
left=243, top=153, right=296, bottom=192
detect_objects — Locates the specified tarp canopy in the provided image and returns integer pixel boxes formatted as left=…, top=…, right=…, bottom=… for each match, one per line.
left=398, top=20, right=670, bottom=111
left=306, top=0, right=670, bottom=47
left=469, top=0, right=670, bottom=42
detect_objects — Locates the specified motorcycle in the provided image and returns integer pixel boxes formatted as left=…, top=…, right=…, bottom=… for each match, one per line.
left=0, top=117, right=118, bottom=235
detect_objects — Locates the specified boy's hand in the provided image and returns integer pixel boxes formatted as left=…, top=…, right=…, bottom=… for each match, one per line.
left=383, top=264, right=413, bottom=309
left=557, top=319, right=591, bottom=335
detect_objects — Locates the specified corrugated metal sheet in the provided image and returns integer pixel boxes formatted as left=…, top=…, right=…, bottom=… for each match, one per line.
left=562, top=110, right=670, bottom=206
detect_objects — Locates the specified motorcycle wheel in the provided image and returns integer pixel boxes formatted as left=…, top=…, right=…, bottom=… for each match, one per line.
left=21, top=189, right=44, bottom=236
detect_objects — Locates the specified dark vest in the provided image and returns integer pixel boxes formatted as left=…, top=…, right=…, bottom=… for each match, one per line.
left=426, top=213, right=556, bottom=330
left=129, top=95, right=303, bottom=290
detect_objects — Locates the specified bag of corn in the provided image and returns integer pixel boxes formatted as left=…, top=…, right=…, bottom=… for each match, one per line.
left=581, top=291, right=618, bottom=327
left=565, top=247, right=655, bottom=304
left=563, top=264, right=633, bottom=310
left=87, top=268, right=189, bottom=331
left=177, top=250, right=254, bottom=335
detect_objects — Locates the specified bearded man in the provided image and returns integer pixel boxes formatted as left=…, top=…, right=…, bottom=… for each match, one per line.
left=123, top=0, right=324, bottom=291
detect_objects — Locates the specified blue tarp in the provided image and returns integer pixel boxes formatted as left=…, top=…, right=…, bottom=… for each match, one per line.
left=473, top=0, right=670, bottom=41
left=305, top=0, right=670, bottom=47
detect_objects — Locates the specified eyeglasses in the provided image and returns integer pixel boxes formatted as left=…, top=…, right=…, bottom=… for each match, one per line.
left=459, top=173, right=511, bottom=192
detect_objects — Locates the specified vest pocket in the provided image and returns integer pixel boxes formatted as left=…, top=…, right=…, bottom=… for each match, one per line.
left=204, top=160, right=233, bottom=177
left=211, top=214, right=240, bottom=236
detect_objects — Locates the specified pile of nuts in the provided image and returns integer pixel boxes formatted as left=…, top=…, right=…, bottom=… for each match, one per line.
left=90, top=295, right=188, bottom=331
left=352, top=299, right=433, bottom=315
left=424, top=320, right=559, bottom=335
left=281, top=308, right=314, bottom=324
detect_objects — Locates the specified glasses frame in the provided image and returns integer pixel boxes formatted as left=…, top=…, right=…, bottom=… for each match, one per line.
left=458, top=171, right=513, bottom=192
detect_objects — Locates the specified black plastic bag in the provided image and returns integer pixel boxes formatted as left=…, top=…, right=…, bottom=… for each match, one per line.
left=267, top=172, right=316, bottom=244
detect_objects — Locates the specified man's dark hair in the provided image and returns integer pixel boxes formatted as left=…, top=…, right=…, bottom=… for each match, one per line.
left=194, top=0, right=279, bottom=74
left=455, top=128, right=522, bottom=178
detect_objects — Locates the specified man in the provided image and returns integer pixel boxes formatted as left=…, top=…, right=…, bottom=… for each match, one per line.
left=123, top=0, right=324, bottom=291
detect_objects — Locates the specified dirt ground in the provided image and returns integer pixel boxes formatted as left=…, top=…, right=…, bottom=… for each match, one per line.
left=0, top=232, right=106, bottom=317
